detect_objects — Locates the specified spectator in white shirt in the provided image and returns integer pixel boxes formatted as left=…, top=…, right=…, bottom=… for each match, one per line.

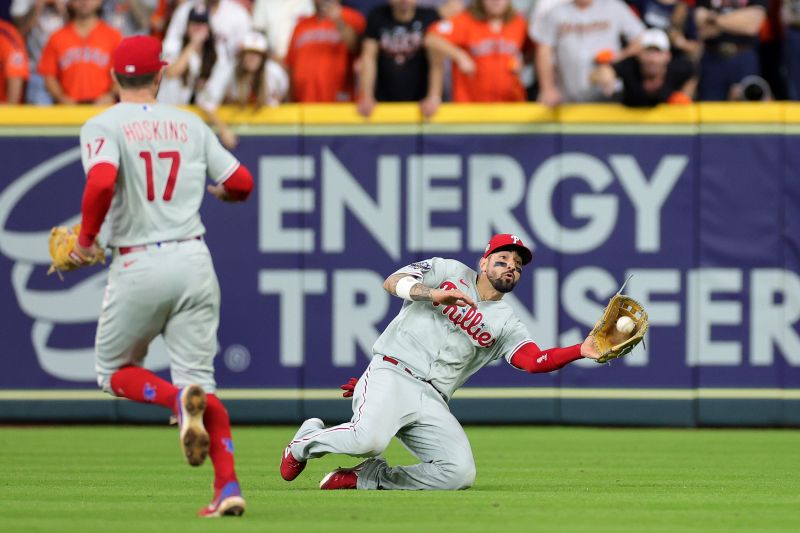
left=531, top=0, right=644, bottom=106
left=226, top=30, right=289, bottom=108
left=158, top=3, right=238, bottom=148
left=162, top=0, right=252, bottom=64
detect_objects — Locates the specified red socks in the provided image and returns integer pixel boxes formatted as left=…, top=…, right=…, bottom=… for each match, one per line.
left=205, top=394, right=238, bottom=489
left=109, top=367, right=239, bottom=490
left=110, top=365, right=178, bottom=409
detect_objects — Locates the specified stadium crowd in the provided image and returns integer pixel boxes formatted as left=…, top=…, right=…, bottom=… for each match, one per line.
left=0, top=0, right=796, bottom=138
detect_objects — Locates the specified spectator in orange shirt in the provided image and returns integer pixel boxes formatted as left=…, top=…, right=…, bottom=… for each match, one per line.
left=425, top=0, right=529, bottom=102
left=286, top=0, right=367, bottom=102
left=0, top=19, right=30, bottom=103
left=38, top=0, right=123, bottom=104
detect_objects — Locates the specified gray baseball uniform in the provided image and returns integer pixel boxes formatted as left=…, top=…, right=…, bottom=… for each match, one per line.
left=81, top=102, right=240, bottom=393
left=290, top=257, right=535, bottom=490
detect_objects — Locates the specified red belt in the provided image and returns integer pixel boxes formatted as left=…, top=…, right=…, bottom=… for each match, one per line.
left=383, top=355, right=415, bottom=377
left=118, top=235, right=202, bottom=255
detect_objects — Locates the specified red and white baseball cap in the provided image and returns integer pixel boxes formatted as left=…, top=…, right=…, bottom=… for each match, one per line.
left=113, top=35, right=167, bottom=76
left=483, top=234, right=533, bottom=265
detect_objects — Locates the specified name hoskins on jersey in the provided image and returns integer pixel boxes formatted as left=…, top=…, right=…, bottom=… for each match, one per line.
left=121, top=120, right=190, bottom=143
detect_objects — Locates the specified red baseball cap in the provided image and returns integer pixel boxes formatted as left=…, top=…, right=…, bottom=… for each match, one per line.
left=113, top=35, right=167, bottom=76
left=483, top=234, right=533, bottom=265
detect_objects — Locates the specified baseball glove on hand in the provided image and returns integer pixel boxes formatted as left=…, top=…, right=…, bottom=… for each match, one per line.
left=47, top=223, right=105, bottom=278
left=590, top=294, right=648, bottom=363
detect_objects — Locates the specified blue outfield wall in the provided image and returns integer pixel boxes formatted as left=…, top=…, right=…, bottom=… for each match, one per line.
left=0, top=103, right=798, bottom=426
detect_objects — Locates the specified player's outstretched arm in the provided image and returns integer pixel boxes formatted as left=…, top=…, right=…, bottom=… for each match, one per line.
left=383, top=274, right=475, bottom=307
left=509, top=337, right=599, bottom=374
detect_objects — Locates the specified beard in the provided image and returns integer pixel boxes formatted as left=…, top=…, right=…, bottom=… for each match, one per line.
left=489, top=273, right=518, bottom=293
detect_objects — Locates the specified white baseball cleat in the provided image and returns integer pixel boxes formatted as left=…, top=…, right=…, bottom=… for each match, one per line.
left=176, top=384, right=210, bottom=467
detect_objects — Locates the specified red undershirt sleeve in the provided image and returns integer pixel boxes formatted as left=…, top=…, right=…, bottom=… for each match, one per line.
left=220, top=163, right=254, bottom=202
left=508, top=341, right=583, bottom=373
left=78, top=162, right=118, bottom=248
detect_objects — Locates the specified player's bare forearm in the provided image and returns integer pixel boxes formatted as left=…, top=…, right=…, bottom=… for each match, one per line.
left=384, top=273, right=433, bottom=301
left=410, top=283, right=433, bottom=301
left=383, top=273, right=475, bottom=306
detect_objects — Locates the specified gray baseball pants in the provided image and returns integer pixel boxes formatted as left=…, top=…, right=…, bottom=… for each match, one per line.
left=290, top=355, right=476, bottom=490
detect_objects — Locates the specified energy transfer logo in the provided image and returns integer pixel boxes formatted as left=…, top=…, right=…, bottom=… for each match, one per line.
left=0, top=147, right=169, bottom=382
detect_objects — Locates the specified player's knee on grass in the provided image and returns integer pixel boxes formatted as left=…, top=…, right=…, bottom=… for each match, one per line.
left=438, top=460, right=476, bottom=490
left=459, top=463, right=477, bottom=489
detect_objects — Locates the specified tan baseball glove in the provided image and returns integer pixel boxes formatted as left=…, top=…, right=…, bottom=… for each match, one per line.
left=590, top=294, right=648, bottom=363
left=47, top=223, right=105, bottom=278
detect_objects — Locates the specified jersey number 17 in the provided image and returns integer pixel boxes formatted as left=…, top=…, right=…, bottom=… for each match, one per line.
left=139, top=150, right=181, bottom=202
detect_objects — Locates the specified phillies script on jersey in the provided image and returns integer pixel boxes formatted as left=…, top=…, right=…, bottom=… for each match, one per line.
left=433, top=281, right=495, bottom=348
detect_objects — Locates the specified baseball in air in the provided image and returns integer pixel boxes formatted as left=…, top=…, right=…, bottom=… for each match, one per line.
left=616, top=316, right=635, bottom=335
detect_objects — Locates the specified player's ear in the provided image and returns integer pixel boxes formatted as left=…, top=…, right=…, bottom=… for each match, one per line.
left=110, top=70, right=120, bottom=91
left=154, top=69, right=164, bottom=92
left=478, top=256, right=487, bottom=272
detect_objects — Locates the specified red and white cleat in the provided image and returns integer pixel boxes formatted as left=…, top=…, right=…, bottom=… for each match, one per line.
left=280, top=418, right=324, bottom=481
left=319, top=464, right=362, bottom=490
left=198, top=481, right=246, bottom=518
left=176, top=384, right=209, bottom=467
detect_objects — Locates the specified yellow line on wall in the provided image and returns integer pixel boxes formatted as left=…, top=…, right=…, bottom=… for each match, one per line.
left=2, top=103, right=800, bottom=127
left=0, top=388, right=798, bottom=401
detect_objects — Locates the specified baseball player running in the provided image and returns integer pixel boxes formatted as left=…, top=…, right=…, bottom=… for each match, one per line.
left=69, top=35, right=254, bottom=516
left=280, top=234, right=601, bottom=490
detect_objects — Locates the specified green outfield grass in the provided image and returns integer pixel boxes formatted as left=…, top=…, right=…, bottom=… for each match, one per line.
left=0, top=425, right=798, bottom=532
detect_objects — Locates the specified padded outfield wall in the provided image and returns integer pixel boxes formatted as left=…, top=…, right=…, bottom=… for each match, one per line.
left=0, top=103, right=799, bottom=426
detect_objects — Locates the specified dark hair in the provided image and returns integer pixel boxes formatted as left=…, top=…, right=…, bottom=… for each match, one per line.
left=181, top=25, right=217, bottom=90
left=116, top=72, right=158, bottom=88
left=234, top=50, right=268, bottom=108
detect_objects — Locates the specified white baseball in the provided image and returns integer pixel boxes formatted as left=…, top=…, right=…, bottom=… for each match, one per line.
left=616, top=316, right=635, bottom=335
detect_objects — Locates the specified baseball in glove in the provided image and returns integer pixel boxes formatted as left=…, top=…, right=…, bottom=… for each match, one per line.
left=590, top=293, right=648, bottom=364
left=47, top=223, right=106, bottom=278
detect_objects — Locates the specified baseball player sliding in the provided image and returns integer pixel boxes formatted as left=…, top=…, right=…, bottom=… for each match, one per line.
left=281, top=234, right=603, bottom=490
left=63, top=36, right=254, bottom=516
